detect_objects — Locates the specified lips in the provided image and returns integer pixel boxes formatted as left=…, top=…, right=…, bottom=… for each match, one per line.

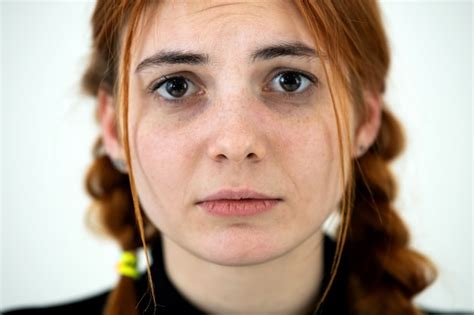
left=196, top=188, right=282, bottom=217
left=197, top=188, right=280, bottom=203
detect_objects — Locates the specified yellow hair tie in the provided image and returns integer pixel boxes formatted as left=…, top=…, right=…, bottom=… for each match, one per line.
left=116, top=251, right=140, bottom=279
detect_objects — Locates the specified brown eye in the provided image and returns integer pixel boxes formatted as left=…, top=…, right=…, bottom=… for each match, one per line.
left=269, top=71, right=315, bottom=93
left=165, top=77, right=187, bottom=97
left=153, top=76, right=198, bottom=100
left=279, top=72, right=301, bottom=92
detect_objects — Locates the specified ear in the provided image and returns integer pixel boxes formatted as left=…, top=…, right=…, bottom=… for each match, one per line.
left=98, top=87, right=128, bottom=172
left=351, top=89, right=383, bottom=159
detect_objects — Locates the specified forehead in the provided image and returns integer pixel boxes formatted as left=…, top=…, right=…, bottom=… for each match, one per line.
left=133, top=0, right=315, bottom=63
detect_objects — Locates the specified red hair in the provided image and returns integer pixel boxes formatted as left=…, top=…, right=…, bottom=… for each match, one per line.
left=81, top=1, right=437, bottom=314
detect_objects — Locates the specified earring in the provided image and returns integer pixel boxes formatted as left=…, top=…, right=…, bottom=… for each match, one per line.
left=358, top=145, right=366, bottom=156
left=112, top=159, right=128, bottom=174
left=97, top=144, right=107, bottom=157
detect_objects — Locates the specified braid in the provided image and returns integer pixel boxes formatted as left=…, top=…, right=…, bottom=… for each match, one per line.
left=84, top=137, right=159, bottom=315
left=81, top=1, right=159, bottom=313
left=85, top=137, right=144, bottom=250
left=344, top=107, right=437, bottom=315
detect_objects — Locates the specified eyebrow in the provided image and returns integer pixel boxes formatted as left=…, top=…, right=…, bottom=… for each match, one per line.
left=134, top=41, right=318, bottom=73
left=250, top=42, right=318, bottom=62
left=135, top=51, right=208, bottom=73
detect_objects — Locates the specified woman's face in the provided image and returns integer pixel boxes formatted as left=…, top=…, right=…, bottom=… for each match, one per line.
left=126, top=0, right=350, bottom=266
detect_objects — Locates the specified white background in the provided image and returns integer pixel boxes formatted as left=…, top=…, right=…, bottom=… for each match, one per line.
left=1, top=0, right=473, bottom=313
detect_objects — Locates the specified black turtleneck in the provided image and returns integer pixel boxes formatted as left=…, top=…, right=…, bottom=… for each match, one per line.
left=134, top=233, right=346, bottom=315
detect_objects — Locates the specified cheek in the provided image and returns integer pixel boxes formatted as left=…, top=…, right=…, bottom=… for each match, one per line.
left=283, top=117, right=342, bottom=215
left=137, top=126, right=192, bottom=183
left=130, top=118, right=195, bottom=228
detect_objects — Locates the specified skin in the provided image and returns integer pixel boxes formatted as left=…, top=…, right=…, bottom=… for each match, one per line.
left=99, top=0, right=382, bottom=313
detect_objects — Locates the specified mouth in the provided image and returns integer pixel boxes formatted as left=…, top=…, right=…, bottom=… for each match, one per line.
left=196, top=187, right=282, bottom=216
left=197, top=188, right=281, bottom=203
left=196, top=198, right=281, bottom=217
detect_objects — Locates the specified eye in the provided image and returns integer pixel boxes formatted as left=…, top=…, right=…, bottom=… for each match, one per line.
left=152, top=76, right=198, bottom=100
left=268, top=71, right=315, bottom=94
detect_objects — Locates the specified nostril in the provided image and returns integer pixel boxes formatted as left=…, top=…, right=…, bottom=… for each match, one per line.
left=247, top=152, right=257, bottom=158
left=217, top=154, right=228, bottom=161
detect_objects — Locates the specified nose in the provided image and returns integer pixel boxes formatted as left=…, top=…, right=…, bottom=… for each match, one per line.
left=207, top=97, right=266, bottom=164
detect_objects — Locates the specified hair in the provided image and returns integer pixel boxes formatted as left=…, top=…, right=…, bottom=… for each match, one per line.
left=81, top=1, right=437, bottom=315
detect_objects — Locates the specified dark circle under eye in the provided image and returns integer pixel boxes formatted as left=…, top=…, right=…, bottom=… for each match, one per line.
left=165, top=77, right=188, bottom=97
left=278, top=72, right=302, bottom=92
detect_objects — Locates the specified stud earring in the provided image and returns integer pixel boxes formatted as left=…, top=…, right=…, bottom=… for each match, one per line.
left=358, top=145, right=366, bottom=156
left=112, top=159, right=128, bottom=174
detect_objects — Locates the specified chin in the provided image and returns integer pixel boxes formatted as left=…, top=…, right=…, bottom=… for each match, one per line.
left=192, top=225, right=293, bottom=267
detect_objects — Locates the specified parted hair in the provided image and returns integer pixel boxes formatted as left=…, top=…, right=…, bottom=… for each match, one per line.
left=81, top=1, right=437, bottom=314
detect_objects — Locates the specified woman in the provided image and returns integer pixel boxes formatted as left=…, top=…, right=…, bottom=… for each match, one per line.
left=3, top=1, right=469, bottom=315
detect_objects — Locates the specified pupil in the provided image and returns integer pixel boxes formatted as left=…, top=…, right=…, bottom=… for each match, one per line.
left=166, top=78, right=188, bottom=97
left=279, top=73, right=301, bottom=92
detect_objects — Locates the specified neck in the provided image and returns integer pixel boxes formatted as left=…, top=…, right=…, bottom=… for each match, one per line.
left=161, top=231, right=325, bottom=314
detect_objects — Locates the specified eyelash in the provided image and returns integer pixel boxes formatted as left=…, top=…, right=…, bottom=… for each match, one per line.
left=147, top=69, right=319, bottom=105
